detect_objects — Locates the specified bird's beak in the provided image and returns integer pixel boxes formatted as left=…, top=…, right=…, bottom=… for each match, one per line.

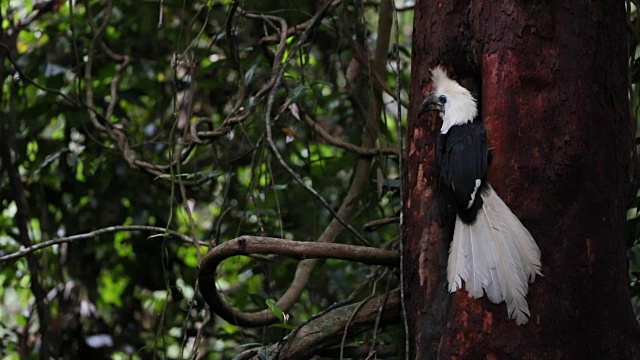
left=418, top=93, right=442, bottom=116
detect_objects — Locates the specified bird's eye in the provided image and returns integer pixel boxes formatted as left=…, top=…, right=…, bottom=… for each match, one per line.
left=439, top=95, right=447, bottom=104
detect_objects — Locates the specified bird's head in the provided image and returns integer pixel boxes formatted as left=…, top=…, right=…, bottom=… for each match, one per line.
left=418, top=67, right=478, bottom=133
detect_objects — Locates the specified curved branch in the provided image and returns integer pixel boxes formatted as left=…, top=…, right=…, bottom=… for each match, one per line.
left=0, top=225, right=204, bottom=263
left=197, top=236, right=399, bottom=327
left=189, top=108, right=251, bottom=143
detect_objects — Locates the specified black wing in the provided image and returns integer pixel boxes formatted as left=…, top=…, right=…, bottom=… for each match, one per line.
left=440, top=122, right=488, bottom=219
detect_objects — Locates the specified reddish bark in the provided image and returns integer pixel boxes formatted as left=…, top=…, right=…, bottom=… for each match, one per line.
left=405, top=0, right=640, bottom=358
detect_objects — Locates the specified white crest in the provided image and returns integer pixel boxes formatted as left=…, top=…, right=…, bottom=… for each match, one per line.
left=430, top=67, right=478, bottom=134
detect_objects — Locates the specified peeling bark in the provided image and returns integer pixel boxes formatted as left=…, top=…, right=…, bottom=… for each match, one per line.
left=405, top=0, right=640, bottom=358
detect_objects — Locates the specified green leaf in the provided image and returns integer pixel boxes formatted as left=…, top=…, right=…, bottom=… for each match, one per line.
left=265, top=298, right=284, bottom=322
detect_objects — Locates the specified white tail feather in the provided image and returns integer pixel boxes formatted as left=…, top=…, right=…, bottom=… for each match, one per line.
left=447, top=219, right=467, bottom=292
left=447, top=186, right=542, bottom=325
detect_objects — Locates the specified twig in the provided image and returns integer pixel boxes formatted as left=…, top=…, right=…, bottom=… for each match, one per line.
left=363, top=216, right=400, bottom=231
left=188, top=311, right=210, bottom=359
left=340, top=269, right=388, bottom=360
left=371, top=66, right=410, bottom=110
left=84, top=0, right=113, bottom=132
left=175, top=142, right=203, bottom=263
left=301, top=110, right=400, bottom=157
left=368, top=270, right=394, bottom=358
left=259, top=0, right=343, bottom=44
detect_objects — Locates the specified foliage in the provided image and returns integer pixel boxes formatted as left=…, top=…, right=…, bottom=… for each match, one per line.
left=0, top=0, right=412, bottom=358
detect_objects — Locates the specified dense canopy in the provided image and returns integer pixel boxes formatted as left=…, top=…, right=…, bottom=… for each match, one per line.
left=3, top=0, right=640, bottom=358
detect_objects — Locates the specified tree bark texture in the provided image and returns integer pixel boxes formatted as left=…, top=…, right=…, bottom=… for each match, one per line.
left=405, top=1, right=640, bottom=358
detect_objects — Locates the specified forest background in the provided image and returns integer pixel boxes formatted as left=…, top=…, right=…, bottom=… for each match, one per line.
left=2, top=0, right=640, bottom=359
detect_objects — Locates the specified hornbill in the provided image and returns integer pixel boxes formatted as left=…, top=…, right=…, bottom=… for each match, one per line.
left=419, top=67, right=542, bottom=325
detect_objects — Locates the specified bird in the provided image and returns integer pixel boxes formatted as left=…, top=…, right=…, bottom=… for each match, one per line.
left=418, top=66, right=542, bottom=325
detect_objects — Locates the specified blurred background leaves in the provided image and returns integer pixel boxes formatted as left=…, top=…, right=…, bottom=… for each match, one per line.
left=0, top=0, right=412, bottom=358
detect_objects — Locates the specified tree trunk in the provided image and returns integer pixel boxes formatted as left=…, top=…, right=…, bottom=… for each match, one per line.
left=404, top=1, right=640, bottom=358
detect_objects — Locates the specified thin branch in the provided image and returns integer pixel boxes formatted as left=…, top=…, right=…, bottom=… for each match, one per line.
left=101, top=43, right=131, bottom=121
left=301, top=110, right=400, bottom=157
left=363, top=216, right=400, bottom=231
left=368, top=269, right=394, bottom=358
left=84, top=0, right=113, bottom=132
left=258, top=0, right=342, bottom=44
left=0, top=225, right=203, bottom=263
left=340, top=270, right=387, bottom=360
left=0, top=43, right=80, bottom=107
left=371, top=65, right=410, bottom=109
left=197, top=236, right=399, bottom=327
left=175, top=142, right=203, bottom=263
